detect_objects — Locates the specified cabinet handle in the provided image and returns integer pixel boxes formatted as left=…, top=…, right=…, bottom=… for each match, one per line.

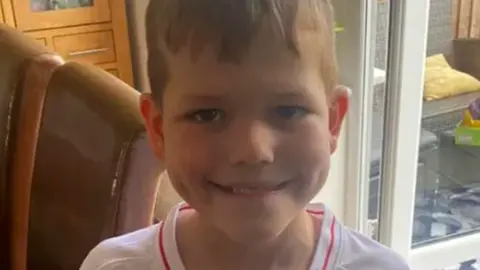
left=68, top=48, right=109, bottom=57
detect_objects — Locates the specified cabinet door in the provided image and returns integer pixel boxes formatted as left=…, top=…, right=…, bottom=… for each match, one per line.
left=0, top=2, right=4, bottom=23
left=12, top=0, right=111, bottom=31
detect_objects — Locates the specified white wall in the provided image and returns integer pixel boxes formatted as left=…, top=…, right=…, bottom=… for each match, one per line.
left=125, top=0, right=348, bottom=221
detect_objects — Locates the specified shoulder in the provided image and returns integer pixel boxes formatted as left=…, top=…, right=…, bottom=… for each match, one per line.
left=306, top=204, right=409, bottom=270
left=337, top=227, right=410, bottom=270
left=79, top=223, right=163, bottom=270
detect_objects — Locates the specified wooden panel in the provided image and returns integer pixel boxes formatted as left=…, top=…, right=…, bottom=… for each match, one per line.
left=25, top=32, right=52, bottom=50
left=453, top=0, right=480, bottom=38
left=25, top=22, right=112, bottom=40
left=53, top=30, right=116, bottom=65
left=110, top=0, right=134, bottom=87
left=98, top=63, right=121, bottom=79
left=8, top=0, right=134, bottom=87
left=106, top=69, right=119, bottom=78
left=458, top=0, right=473, bottom=38
left=453, top=0, right=460, bottom=38
left=97, top=63, right=120, bottom=78
left=23, top=22, right=133, bottom=85
left=0, top=2, right=4, bottom=23
left=10, top=0, right=111, bottom=31
left=472, top=0, right=480, bottom=38
left=36, top=38, right=47, bottom=47
left=20, top=31, right=50, bottom=49
left=96, top=62, right=117, bottom=71
left=1, top=0, right=15, bottom=26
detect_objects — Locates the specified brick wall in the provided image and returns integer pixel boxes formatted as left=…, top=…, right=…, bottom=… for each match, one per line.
left=375, top=0, right=453, bottom=69
left=370, top=0, right=453, bottom=167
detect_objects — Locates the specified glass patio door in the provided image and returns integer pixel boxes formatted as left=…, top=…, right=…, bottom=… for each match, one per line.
left=334, top=0, right=480, bottom=269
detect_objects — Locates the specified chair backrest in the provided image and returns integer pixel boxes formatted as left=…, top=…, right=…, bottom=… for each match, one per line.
left=26, top=61, right=160, bottom=270
left=0, top=24, right=64, bottom=270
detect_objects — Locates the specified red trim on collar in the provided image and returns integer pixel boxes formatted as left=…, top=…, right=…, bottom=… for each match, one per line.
left=322, top=217, right=336, bottom=270
left=158, top=222, right=171, bottom=270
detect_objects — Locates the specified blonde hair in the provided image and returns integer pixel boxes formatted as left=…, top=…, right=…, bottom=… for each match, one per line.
left=145, top=0, right=338, bottom=104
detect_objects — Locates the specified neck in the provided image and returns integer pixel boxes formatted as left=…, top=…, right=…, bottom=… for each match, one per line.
left=177, top=210, right=319, bottom=270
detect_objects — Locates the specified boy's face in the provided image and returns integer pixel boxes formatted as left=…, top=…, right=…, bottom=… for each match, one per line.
left=141, top=32, right=348, bottom=242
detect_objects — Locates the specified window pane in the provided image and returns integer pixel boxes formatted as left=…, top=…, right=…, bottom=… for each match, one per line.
left=366, top=0, right=389, bottom=240
left=366, top=0, right=480, bottom=248
left=413, top=0, right=480, bottom=246
left=31, top=0, right=93, bottom=12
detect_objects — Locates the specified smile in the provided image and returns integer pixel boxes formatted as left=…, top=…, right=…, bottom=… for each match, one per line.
left=208, top=181, right=289, bottom=196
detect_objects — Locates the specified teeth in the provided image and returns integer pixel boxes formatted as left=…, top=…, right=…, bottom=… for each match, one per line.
left=232, top=188, right=262, bottom=194
left=210, top=181, right=285, bottom=195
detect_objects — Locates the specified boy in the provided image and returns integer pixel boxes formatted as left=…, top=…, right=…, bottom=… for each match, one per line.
left=80, top=0, right=410, bottom=269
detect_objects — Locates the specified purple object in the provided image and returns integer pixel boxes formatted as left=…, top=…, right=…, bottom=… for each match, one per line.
left=468, top=98, right=480, bottom=120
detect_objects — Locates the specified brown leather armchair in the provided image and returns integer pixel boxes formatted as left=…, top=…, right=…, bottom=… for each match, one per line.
left=26, top=62, right=160, bottom=270
left=0, top=24, right=64, bottom=270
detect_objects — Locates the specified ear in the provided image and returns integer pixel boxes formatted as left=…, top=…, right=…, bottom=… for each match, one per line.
left=328, top=86, right=350, bottom=154
left=140, top=94, right=165, bottom=160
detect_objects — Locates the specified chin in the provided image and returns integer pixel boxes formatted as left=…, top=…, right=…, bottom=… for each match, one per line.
left=218, top=215, right=291, bottom=245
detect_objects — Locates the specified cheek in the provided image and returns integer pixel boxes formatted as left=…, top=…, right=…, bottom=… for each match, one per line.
left=305, top=128, right=331, bottom=173
left=284, top=120, right=332, bottom=195
left=162, top=125, right=218, bottom=200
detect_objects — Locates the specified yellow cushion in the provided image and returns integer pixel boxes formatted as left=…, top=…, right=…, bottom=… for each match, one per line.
left=424, top=55, right=480, bottom=101
left=425, top=54, right=451, bottom=68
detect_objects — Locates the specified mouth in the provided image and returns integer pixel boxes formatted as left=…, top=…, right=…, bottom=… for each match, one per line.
left=208, top=181, right=289, bottom=197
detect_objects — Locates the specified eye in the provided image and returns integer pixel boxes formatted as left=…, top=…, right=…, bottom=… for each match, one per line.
left=186, top=108, right=226, bottom=123
left=275, top=106, right=309, bottom=120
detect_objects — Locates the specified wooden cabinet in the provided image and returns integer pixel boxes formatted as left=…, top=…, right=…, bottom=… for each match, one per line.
left=53, top=30, right=116, bottom=64
left=0, top=2, right=4, bottom=23
left=12, top=0, right=111, bottom=31
left=1, top=0, right=134, bottom=86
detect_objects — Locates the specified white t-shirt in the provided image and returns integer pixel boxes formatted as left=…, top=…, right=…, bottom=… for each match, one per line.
left=80, top=203, right=410, bottom=270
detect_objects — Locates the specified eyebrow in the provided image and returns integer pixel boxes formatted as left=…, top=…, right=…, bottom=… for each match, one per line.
left=177, top=94, right=226, bottom=105
left=272, top=90, right=309, bottom=99
left=178, top=91, right=312, bottom=108
left=265, top=83, right=315, bottom=100
left=182, top=83, right=311, bottom=97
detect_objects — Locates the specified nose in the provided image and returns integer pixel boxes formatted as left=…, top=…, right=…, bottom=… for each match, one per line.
left=228, top=121, right=276, bottom=166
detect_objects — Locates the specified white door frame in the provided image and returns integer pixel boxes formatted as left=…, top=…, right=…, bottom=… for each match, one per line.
left=378, top=1, right=480, bottom=268
left=339, top=0, right=480, bottom=268
left=332, top=0, right=376, bottom=236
